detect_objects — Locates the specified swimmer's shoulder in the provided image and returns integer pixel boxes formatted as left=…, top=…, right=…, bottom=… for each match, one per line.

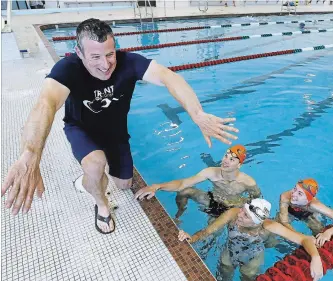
left=205, top=167, right=222, bottom=181
left=280, top=191, right=291, bottom=204
left=237, top=172, right=256, bottom=187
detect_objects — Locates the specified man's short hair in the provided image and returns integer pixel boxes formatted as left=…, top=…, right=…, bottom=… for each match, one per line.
left=76, top=18, right=114, bottom=54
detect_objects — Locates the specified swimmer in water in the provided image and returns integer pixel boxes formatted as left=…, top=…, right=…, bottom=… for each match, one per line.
left=178, top=198, right=324, bottom=281
left=135, top=145, right=261, bottom=219
left=278, top=178, right=333, bottom=235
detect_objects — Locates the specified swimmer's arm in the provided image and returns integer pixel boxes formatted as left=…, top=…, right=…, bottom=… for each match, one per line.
left=21, top=78, right=70, bottom=157
left=310, top=200, right=333, bottom=219
left=153, top=168, right=215, bottom=192
left=135, top=168, right=216, bottom=200
left=247, top=184, right=261, bottom=199
left=264, top=219, right=323, bottom=280
left=278, top=192, right=295, bottom=231
left=243, top=177, right=261, bottom=202
left=264, top=220, right=321, bottom=257
left=191, top=208, right=239, bottom=243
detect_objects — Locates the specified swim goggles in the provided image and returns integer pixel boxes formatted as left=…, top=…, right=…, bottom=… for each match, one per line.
left=226, top=149, right=239, bottom=160
left=249, top=204, right=270, bottom=221
left=297, top=180, right=316, bottom=197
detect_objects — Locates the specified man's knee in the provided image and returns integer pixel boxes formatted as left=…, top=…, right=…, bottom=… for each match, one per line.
left=240, top=267, right=259, bottom=281
left=178, top=187, right=196, bottom=197
left=176, top=188, right=195, bottom=206
left=112, top=176, right=132, bottom=190
left=218, top=252, right=235, bottom=281
left=81, top=150, right=107, bottom=178
left=220, top=263, right=234, bottom=273
left=239, top=255, right=263, bottom=280
left=177, top=188, right=210, bottom=207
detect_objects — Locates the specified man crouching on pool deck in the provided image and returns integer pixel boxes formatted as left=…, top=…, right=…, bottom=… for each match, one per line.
left=178, top=198, right=324, bottom=281
left=1, top=18, right=239, bottom=235
left=135, top=145, right=261, bottom=219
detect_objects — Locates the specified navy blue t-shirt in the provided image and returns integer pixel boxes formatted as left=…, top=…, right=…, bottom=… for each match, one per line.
left=47, top=51, right=152, bottom=142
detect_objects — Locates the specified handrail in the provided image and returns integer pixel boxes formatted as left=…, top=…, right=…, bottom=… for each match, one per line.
left=145, top=0, right=154, bottom=22
left=134, top=0, right=153, bottom=23
left=133, top=1, right=142, bottom=24
left=198, top=0, right=208, bottom=11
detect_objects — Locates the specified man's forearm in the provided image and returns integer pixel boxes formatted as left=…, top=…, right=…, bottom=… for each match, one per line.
left=21, top=100, right=56, bottom=158
left=163, top=71, right=203, bottom=122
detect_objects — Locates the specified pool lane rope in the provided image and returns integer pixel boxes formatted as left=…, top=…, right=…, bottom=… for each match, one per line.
left=119, top=29, right=333, bottom=52
left=63, top=44, right=333, bottom=71
left=166, top=44, right=333, bottom=72
left=256, top=225, right=333, bottom=281
left=52, top=18, right=333, bottom=41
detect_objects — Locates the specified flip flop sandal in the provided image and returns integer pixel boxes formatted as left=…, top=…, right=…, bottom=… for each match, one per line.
left=95, top=205, right=115, bottom=234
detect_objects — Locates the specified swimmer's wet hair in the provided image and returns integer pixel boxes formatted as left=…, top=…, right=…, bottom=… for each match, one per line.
left=76, top=18, right=114, bottom=54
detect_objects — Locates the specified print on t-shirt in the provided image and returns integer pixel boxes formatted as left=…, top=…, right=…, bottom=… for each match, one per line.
left=83, top=85, right=123, bottom=113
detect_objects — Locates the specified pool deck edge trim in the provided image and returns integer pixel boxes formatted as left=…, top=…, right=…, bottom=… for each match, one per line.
left=36, top=11, right=333, bottom=31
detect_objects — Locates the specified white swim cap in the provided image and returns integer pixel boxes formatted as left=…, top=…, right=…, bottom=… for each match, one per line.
left=244, top=198, right=271, bottom=224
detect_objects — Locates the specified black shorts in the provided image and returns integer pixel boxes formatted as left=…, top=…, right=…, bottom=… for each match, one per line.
left=204, top=192, right=230, bottom=217
left=64, top=123, right=133, bottom=179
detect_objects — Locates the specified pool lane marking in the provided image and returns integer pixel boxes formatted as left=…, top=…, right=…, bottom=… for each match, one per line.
left=118, top=28, right=333, bottom=52
left=168, top=44, right=333, bottom=72
left=51, top=18, right=333, bottom=41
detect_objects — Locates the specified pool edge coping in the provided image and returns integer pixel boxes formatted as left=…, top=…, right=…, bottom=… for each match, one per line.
left=36, top=11, right=333, bottom=31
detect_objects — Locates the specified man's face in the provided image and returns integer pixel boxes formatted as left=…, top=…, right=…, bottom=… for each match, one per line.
left=76, top=35, right=116, bottom=81
left=221, top=150, right=240, bottom=172
left=291, top=185, right=308, bottom=206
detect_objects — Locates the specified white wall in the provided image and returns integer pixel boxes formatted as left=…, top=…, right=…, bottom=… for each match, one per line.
left=156, top=0, right=190, bottom=8
left=55, top=0, right=133, bottom=8
left=44, top=1, right=60, bottom=8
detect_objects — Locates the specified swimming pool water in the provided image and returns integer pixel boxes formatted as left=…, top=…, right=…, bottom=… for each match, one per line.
left=45, top=13, right=333, bottom=280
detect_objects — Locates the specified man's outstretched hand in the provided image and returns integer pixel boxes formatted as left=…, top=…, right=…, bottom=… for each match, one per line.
left=2, top=151, right=44, bottom=215
left=194, top=112, right=238, bottom=147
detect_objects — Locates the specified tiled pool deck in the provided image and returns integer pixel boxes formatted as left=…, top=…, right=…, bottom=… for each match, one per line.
left=1, top=4, right=333, bottom=281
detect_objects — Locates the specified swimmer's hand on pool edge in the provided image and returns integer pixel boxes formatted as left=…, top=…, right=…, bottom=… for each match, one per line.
left=178, top=230, right=193, bottom=243
left=192, top=112, right=238, bottom=147
left=315, top=227, right=333, bottom=248
left=134, top=184, right=160, bottom=201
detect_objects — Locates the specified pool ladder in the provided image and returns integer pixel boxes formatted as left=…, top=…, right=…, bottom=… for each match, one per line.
left=198, top=0, right=209, bottom=11
left=134, top=0, right=154, bottom=23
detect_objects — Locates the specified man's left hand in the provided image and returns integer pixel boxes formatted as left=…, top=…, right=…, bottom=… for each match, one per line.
left=193, top=112, right=238, bottom=147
